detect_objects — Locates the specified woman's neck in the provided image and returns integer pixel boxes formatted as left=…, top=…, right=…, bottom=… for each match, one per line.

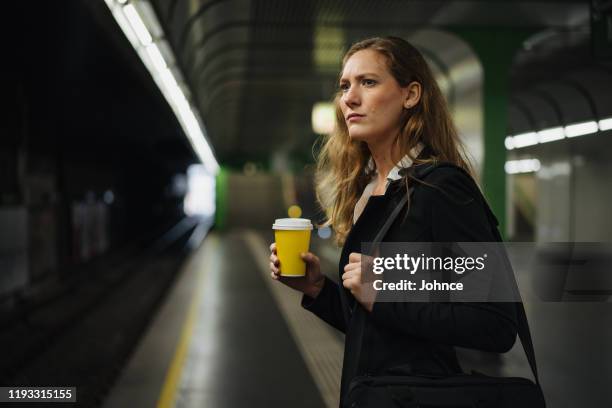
left=368, top=136, right=402, bottom=186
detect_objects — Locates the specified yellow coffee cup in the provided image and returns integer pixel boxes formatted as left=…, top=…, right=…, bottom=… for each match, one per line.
left=272, top=218, right=313, bottom=277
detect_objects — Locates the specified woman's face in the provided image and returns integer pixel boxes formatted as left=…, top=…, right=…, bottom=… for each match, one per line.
left=338, top=49, right=409, bottom=143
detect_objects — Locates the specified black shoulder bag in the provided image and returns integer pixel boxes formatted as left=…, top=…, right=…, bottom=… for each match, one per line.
left=339, top=163, right=546, bottom=408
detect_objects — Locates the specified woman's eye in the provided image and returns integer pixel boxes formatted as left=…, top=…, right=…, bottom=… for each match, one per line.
left=338, top=79, right=375, bottom=92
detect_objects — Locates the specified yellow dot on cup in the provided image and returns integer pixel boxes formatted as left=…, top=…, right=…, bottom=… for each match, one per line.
left=288, top=205, right=302, bottom=218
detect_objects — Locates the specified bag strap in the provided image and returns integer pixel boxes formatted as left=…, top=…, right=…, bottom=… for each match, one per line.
left=338, top=176, right=414, bottom=324
left=440, top=163, right=542, bottom=385
left=337, top=184, right=412, bottom=403
left=339, top=162, right=541, bottom=386
left=478, top=185, right=541, bottom=386
left=338, top=163, right=434, bottom=398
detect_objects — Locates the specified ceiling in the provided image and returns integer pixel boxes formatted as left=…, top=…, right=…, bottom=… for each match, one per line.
left=147, top=0, right=592, bottom=168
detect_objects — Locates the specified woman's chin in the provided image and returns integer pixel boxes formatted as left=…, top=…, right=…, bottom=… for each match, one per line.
left=348, top=132, right=369, bottom=142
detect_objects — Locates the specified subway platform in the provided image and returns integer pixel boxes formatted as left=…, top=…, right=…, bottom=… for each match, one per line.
left=103, top=229, right=344, bottom=408
left=101, top=228, right=612, bottom=408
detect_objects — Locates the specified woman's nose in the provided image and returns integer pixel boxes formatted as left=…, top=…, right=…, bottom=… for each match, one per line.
left=342, top=86, right=360, bottom=108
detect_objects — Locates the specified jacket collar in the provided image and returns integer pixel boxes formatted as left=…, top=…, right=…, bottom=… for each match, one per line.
left=353, top=143, right=424, bottom=224
left=365, top=142, right=425, bottom=186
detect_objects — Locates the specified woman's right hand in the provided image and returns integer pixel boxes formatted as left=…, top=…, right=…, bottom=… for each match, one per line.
left=269, top=242, right=325, bottom=299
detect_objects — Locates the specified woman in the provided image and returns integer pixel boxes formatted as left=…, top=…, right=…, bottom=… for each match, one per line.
left=269, top=36, right=518, bottom=406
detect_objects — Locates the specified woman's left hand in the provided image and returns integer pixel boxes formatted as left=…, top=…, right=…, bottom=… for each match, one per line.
left=342, top=252, right=376, bottom=312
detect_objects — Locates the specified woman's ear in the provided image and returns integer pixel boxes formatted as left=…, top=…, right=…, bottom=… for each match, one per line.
left=403, top=81, right=421, bottom=109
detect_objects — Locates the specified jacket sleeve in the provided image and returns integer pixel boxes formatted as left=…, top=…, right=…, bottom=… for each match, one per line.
left=301, top=276, right=347, bottom=334
left=369, top=168, right=519, bottom=353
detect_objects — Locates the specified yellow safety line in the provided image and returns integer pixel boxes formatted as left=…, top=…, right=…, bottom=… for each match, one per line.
left=156, top=254, right=207, bottom=408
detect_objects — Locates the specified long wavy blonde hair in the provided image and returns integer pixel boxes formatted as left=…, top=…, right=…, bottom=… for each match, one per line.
left=315, top=36, right=475, bottom=246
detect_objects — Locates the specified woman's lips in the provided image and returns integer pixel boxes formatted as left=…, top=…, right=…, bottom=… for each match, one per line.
left=347, top=114, right=365, bottom=122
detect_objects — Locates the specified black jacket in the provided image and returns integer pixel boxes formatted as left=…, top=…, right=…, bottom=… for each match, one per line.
left=301, top=163, right=519, bottom=404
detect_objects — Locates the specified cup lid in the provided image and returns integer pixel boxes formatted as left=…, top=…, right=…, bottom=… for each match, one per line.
left=272, top=218, right=313, bottom=230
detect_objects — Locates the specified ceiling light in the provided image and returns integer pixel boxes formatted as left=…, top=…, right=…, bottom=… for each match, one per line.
left=145, top=43, right=166, bottom=72
left=565, top=121, right=598, bottom=138
left=123, top=4, right=152, bottom=46
left=537, top=127, right=565, bottom=143
left=312, top=102, right=335, bottom=134
left=106, top=0, right=219, bottom=174
left=505, top=159, right=541, bottom=174
left=511, top=132, right=538, bottom=148
left=599, top=117, right=612, bottom=131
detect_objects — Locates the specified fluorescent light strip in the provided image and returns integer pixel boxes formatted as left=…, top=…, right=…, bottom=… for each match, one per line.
left=123, top=4, right=153, bottom=46
left=105, top=0, right=140, bottom=48
left=145, top=43, right=167, bottom=72
left=158, top=67, right=179, bottom=92
left=511, top=132, right=538, bottom=148
left=565, top=121, right=598, bottom=138
left=506, top=116, right=612, bottom=150
left=537, top=126, right=564, bottom=143
left=599, top=117, right=612, bottom=131
left=505, top=159, right=541, bottom=174
left=106, top=0, right=219, bottom=175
